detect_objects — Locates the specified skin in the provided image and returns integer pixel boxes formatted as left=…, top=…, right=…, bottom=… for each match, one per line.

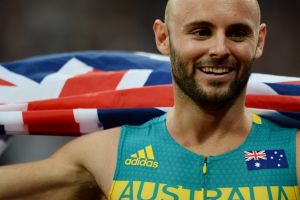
left=0, top=0, right=298, bottom=199
left=154, top=0, right=300, bottom=190
left=153, top=0, right=267, bottom=155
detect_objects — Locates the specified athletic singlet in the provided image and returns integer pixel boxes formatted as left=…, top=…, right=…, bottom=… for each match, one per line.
left=109, top=114, right=300, bottom=199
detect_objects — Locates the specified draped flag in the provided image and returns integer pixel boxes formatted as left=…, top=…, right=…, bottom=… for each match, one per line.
left=0, top=51, right=300, bottom=137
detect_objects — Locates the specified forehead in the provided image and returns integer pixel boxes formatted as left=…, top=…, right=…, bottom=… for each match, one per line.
left=167, top=0, right=260, bottom=29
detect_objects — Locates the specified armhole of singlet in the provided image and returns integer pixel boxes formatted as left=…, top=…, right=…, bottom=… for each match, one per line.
left=108, top=125, right=128, bottom=199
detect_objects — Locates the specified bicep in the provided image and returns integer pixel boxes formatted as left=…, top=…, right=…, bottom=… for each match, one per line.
left=52, top=127, right=121, bottom=197
left=0, top=159, right=91, bottom=199
left=0, top=138, right=101, bottom=200
left=0, top=128, right=119, bottom=200
left=49, top=128, right=121, bottom=198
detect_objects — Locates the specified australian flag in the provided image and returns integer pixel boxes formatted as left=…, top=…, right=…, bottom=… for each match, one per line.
left=244, top=149, right=289, bottom=171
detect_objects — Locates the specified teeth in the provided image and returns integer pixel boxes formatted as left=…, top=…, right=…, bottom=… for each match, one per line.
left=201, top=67, right=230, bottom=74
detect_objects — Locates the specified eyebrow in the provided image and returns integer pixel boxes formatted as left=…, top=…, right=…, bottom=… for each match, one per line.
left=227, top=23, right=254, bottom=34
left=183, top=21, right=253, bottom=32
left=229, top=22, right=252, bottom=28
left=183, top=21, right=215, bottom=31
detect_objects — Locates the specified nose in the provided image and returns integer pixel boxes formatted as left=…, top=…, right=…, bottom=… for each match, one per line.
left=208, top=33, right=230, bottom=59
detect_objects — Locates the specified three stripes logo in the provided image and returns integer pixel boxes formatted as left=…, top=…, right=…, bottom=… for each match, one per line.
left=125, top=145, right=159, bottom=168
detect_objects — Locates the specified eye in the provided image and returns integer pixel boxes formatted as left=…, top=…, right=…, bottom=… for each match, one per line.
left=192, top=28, right=212, bottom=39
left=226, top=26, right=252, bottom=42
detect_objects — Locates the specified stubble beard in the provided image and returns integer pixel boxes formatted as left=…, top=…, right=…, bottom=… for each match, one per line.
left=170, top=45, right=253, bottom=112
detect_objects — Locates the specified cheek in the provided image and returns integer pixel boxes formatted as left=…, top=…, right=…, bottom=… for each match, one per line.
left=171, top=40, right=206, bottom=75
left=173, top=37, right=207, bottom=61
left=232, top=45, right=256, bottom=73
left=233, top=43, right=257, bottom=62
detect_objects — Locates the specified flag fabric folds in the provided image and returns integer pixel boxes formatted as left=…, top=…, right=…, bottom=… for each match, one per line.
left=0, top=51, right=300, bottom=136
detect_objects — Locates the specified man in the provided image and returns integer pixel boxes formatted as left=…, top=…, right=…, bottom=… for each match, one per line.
left=0, top=0, right=299, bottom=199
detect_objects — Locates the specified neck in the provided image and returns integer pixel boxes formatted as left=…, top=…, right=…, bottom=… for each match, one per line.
left=166, top=88, right=253, bottom=156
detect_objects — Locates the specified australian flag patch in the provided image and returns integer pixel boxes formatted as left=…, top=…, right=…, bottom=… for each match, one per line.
left=244, top=149, right=289, bottom=171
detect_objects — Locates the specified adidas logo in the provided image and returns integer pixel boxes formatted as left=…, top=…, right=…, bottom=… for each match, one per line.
left=125, top=145, right=159, bottom=169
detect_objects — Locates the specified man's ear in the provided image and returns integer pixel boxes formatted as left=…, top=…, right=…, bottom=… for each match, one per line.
left=255, top=23, right=267, bottom=59
left=153, top=19, right=170, bottom=55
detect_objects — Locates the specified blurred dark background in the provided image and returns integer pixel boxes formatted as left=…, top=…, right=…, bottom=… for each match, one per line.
left=0, top=0, right=165, bottom=61
left=0, top=0, right=299, bottom=75
left=0, top=0, right=300, bottom=164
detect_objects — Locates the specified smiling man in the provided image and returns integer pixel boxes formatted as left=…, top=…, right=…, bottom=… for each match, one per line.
left=0, top=0, right=299, bottom=199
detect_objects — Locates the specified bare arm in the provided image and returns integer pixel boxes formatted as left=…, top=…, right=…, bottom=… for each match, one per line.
left=0, top=157, right=99, bottom=200
left=0, top=128, right=121, bottom=200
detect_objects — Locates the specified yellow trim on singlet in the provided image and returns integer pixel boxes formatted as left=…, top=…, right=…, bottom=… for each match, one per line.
left=252, top=114, right=262, bottom=125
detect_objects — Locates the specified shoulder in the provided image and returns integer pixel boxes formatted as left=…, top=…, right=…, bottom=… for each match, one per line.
left=253, top=117, right=298, bottom=150
left=260, top=119, right=300, bottom=186
left=260, top=117, right=293, bottom=130
left=53, top=127, right=122, bottom=168
left=51, top=127, right=122, bottom=195
left=122, top=114, right=167, bottom=131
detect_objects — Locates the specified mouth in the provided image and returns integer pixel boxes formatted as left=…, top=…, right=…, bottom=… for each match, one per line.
left=198, top=67, right=234, bottom=75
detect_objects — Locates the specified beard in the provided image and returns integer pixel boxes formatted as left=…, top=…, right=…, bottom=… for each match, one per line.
left=170, top=44, right=252, bottom=111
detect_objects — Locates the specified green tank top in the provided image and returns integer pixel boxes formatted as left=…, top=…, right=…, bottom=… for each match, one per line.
left=109, top=114, right=299, bottom=199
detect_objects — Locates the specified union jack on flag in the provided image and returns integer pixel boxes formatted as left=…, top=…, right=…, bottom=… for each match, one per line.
left=245, top=149, right=289, bottom=170
left=244, top=150, right=267, bottom=161
left=0, top=51, right=300, bottom=137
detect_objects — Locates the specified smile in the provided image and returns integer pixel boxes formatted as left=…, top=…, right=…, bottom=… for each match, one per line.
left=199, top=67, right=234, bottom=75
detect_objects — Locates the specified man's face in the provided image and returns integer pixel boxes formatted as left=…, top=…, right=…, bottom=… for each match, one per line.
left=160, top=0, right=266, bottom=110
left=170, top=43, right=253, bottom=110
